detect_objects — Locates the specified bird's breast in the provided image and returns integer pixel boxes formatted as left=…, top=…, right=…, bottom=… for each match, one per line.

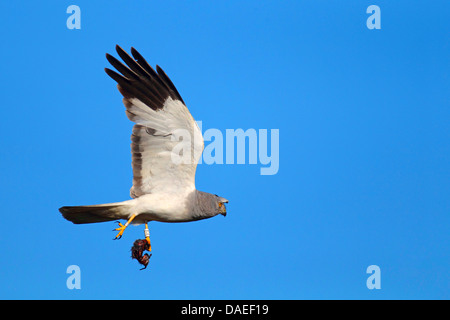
left=133, top=192, right=194, bottom=222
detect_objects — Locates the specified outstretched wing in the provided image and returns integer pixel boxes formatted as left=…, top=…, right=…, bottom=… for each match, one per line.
left=105, top=45, right=203, bottom=198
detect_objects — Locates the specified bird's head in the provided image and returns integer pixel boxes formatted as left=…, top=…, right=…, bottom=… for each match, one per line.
left=193, top=191, right=229, bottom=220
left=215, top=195, right=229, bottom=217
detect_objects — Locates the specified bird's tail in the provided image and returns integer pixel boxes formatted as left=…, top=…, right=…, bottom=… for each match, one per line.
left=59, top=201, right=132, bottom=224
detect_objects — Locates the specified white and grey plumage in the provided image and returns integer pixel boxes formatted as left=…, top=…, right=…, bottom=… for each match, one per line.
left=59, top=46, right=228, bottom=244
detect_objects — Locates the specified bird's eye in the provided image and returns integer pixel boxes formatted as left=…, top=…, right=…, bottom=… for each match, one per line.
left=219, top=202, right=223, bottom=207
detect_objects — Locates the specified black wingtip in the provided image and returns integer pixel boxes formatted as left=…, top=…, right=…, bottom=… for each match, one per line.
left=104, top=67, right=128, bottom=83
left=105, top=46, right=185, bottom=109
left=105, top=53, right=116, bottom=65
left=130, top=47, right=142, bottom=61
left=115, top=44, right=128, bottom=58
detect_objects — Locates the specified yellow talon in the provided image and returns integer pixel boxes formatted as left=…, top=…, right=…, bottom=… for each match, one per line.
left=114, top=222, right=124, bottom=230
left=113, top=214, right=136, bottom=240
left=113, top=223, right=126, bottom=239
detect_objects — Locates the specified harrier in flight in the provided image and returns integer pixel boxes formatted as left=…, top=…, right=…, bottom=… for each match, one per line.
left=59, top=46, right=228, bottom=254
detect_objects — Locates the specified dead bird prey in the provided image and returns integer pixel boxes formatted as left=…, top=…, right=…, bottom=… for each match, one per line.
left=59, top=46, right=228, bottom=261
left=131, top=239, right=152, bottom=270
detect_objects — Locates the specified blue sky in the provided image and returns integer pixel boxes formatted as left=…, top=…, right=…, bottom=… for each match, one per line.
left=0, top=1, right=448, bottom=299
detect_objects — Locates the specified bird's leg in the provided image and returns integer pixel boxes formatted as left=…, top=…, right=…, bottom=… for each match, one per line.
left=144, top=222, right=152, bottom=251
left=113, top=214, right=136, bottom=240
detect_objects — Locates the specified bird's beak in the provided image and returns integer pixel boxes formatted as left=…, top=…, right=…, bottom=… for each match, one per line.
left=219, top=202, right=227, bottom=217
left=218, top=197, right=229, bottom=203
left=218, top=197, right=228, bottom=216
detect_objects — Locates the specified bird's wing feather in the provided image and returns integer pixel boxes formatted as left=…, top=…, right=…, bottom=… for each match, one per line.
left=105, top=45, right=203, bottom=197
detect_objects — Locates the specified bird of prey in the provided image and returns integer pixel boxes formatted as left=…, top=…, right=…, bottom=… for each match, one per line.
left=59, top=45, right=228, bottom=253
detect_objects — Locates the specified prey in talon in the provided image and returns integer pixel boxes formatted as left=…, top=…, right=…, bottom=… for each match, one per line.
left=131, top=239, right=152, bottom=270
left=129, top=222, right=152, bottom=270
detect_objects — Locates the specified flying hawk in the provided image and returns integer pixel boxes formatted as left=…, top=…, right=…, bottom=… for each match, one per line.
left=59, top=45, right=228, bottom=252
